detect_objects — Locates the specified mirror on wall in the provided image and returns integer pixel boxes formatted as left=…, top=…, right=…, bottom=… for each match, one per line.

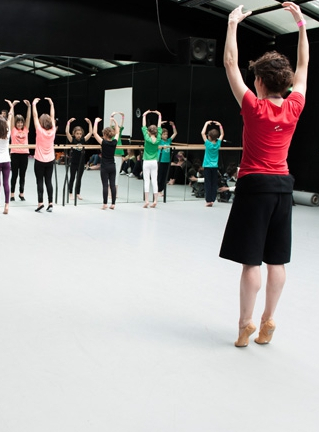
left=0, top=53, right=243, bottom=206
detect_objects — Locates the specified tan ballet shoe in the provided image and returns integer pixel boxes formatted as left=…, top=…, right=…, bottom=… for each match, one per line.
left=234, top=323, right=256, bottom=347
left=254, top=319, right=276, bottom=344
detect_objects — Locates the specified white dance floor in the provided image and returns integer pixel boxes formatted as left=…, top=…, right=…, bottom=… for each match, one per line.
left=1, top=158, right=319, bottom=432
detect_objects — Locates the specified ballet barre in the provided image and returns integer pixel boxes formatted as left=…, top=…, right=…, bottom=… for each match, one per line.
left=9, top=144, right=242, bottom=206
left=9, top=144, right=243, bottom=151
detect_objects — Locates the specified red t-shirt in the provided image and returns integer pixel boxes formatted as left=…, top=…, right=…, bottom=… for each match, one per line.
left=238, top=90, right=305, bottom=178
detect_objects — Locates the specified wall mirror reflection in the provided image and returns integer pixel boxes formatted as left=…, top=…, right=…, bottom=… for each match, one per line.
left=1, top=52, right=243, bottom=207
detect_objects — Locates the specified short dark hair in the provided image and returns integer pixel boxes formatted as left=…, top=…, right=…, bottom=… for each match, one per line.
left=248, top=50, right=294, bottom=95
left=207, top=129, right=219, bottom=141
left=14, top=114, right=25, bottom=127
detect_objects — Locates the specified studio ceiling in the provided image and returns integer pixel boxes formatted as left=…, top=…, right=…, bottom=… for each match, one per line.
left=169, top=0, right=319, bottom=37
left=0, top=53, right=136, bottom=81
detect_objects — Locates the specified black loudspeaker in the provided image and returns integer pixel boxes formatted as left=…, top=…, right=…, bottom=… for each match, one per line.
left=178, top=37, right=216, bottom=66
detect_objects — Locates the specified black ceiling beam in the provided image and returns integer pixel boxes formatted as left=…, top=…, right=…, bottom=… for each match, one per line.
left=250, top=0, right=319, bottom=22
left=0, top=54, right=33, bottom=70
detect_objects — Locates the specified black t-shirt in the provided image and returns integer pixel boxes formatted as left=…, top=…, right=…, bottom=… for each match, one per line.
left=70, top=137, right=85, bottom=166
left=101, top=138, right=117, bottom=166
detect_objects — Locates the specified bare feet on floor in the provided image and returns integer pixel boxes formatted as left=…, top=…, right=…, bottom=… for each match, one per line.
left=110, top=205, right=115, bottom=210
left=69, top=193, right=74, bottom=200
left=101, top=204, right=108, bottom=210
left=143, top=202, right=149, bottom=208
left=206, top=202, right=213, bottom=207
left=150, top=202, right=157, bottom=208
left=77, top=194, right=83, bottom=200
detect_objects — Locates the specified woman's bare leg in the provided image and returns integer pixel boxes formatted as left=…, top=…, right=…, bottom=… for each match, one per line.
left=143, top=192, right=149, bottom=208
left=150, top=192, right=158, bottom=208
left=260, top=264, right=286, bottom=324
left=239, top=265, right=261, bottom=330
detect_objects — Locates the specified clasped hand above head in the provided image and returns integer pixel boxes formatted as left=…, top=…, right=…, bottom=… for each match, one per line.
left=228, top=4, right=252, bottom=24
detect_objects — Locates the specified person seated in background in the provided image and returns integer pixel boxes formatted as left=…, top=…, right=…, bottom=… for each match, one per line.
left=188, top=158, right=205, bottom=198
left=1, top=109, right=8, bottom=120
left=120, top=148, right=136, bottom=175
left=167, top=151, right=191, bottom=185
left=85, top=152, right=101, bottom=170
left=217, top=162, right=238, bottom=202
left=127, top=150, right=143, bottom=179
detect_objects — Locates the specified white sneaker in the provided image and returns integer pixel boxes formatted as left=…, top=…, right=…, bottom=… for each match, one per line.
left=127, top=173, right=135, bottom=178
left=120, top=171, right=126, bottom=175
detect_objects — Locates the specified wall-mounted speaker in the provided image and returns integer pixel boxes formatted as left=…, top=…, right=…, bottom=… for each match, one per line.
left=178, top=37, right=216, bottom=66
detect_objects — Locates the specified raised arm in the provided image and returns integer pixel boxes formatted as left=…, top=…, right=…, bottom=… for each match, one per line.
left=84, top=118, right=93, bottom=141
left=153, top=110, right=162, bottom=127
left=65, top=118, right=76, bottom=142
left=23, top=100, right=31, bottom=129
left=110, top=117, right=119, bottom=141
left=223, top=5, right=252, bottom=107
left=4, top=99, right=15, bottom=131
left=111, top=111, right=125, bottom=128
left=45, top=98, right=55, bottom=128
left=213, top=121, right=224, bottom=141
left=32, top=98, right=41, bottom=129
left=169, top=121, right=177, bottom=140
left=142, top=110, right=151, bottom=127
left=201, top=121, right=212, bottom=142
left=93, top=117, right=103, bottom=145
left=282, top=2, right=309, bottom=96
left=4, top=99, right=17, bottom=131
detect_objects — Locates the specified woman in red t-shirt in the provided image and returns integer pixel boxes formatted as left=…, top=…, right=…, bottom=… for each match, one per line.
left=220, top=2, right=309, bottom=347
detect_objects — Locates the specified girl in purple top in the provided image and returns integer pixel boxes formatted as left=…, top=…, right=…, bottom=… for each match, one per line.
left=0, top=101, right=14, bottom=214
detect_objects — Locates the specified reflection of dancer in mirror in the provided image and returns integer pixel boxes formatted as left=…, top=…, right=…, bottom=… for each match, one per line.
left=111, top=111, right=125, bottom=197
left=0, top=102, right=14, bottom=214
left=141, top=110, right=162, bottom=208
left=85, top=152, right=101, bottom=170
left=1, top=109, right=8, bottom=120
left=93, top=116, right=119, bottom=210
left=220, top=2, right=309, bottom=347
left=65, top=117, right=92, bottom=200
left=8, top=99, right=31, bottom=202
left=158, top=121, right=177, bottom=196
left=201, top=120, right=224, bottom=207
left=32, top=97, right=56, bottom=213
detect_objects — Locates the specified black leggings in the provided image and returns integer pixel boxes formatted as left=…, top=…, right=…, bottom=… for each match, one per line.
left=34, top=159, right=54, bottom=203
left=204, top=167, right=218, bottom=202
left=10, top=153, right=29, bottom=194
left=100, top=164, right=116, bottom=205
left=158, top=162, right=170, bottom=192
left=69, top=163, right=84, bottom=194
